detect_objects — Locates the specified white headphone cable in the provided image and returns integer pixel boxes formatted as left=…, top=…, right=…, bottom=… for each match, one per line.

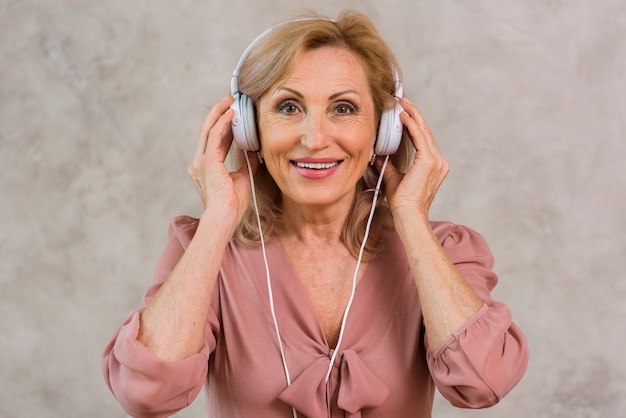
left=323, top=155, right=389, bottom=383
left=244, top=152, right=297, bottom=418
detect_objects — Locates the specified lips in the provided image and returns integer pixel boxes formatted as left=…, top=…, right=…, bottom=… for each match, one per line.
left=293, top=161, right=339, bottom=170
left=290, top=159, right=343, bottom=179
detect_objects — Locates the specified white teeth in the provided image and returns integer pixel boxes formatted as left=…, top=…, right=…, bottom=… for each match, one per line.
left=294, top=161, right=339, bottom=170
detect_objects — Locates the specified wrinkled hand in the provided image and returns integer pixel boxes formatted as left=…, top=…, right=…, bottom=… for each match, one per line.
left=375, top=98, right=449, bottom=220
left=187, top=96, right=260, bottom=223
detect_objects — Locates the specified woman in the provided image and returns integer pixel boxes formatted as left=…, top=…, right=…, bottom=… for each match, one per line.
left=103, top=10, right=528, bottom=418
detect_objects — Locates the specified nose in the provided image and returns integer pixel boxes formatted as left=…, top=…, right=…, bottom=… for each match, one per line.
left=300, top=109, right=331, bottom=151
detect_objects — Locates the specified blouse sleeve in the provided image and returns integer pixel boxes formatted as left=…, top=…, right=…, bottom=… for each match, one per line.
left=102, top=216, right=219, bottom=418
left=426, top=223, right=529, bottom=408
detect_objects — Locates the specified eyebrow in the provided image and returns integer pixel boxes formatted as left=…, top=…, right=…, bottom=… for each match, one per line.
left=274, top=86, right=362, bottom=100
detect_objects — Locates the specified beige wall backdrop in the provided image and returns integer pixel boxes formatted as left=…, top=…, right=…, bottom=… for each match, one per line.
left=1, top=0, right=625, bottom=416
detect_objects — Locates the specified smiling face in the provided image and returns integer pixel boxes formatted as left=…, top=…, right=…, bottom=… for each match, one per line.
left=256, top=47, right=378, bottom=214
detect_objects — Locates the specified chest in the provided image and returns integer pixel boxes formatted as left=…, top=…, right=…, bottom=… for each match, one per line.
left=283, top=248, right=365, bottom=348
left=211, top=233, right=430, bottom=415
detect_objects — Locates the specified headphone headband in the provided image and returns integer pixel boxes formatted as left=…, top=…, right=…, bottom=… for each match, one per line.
left=230, top=17, right=404, bottom=155
left=231, top=18, right=327, bottom=96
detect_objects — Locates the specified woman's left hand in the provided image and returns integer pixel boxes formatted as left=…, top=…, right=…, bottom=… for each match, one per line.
left=375, top=97, right=449, bottom=221
left=375, top=99, right=484, bottom=352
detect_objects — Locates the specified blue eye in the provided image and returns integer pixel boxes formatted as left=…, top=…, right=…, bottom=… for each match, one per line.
left=278, top=100, right=300, bottom=114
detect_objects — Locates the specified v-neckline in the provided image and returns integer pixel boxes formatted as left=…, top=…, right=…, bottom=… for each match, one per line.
left=271, top=237, right=372, bottom=350
left=242, top=230, right=410, bottom=356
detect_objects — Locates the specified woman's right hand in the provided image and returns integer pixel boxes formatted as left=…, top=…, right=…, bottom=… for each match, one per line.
left=136, top=96, right=261, bottom=362
left=187, top=96, right=260, bottom=227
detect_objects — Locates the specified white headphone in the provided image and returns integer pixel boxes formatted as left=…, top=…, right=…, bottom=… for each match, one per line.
left=230, top=20, right=404, bottom=155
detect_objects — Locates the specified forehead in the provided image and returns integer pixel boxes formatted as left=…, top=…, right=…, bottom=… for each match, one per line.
left=277, top=47, right=370, bottom=94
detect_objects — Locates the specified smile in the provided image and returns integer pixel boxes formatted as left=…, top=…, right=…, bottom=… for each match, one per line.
left=293, top=161, right=340, bottom=170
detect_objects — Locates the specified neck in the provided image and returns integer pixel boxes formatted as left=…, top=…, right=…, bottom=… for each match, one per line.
left=279, top=200, right=351, bottom=245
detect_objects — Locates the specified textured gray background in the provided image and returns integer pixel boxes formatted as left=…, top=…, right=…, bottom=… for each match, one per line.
left=1, top=0, right=625, bottom=417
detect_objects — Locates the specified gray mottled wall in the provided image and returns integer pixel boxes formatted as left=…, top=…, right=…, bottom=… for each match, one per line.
left=1, top=0, right=624, bottom=417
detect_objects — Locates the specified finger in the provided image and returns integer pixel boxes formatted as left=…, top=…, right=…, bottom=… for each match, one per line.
left=399, top=98, right=442, bottom=158
left=399, top=99, right=431, bottom=144
left=195, top=96, right=234, bottom=160
left=207, top=107, right=235, bottom=160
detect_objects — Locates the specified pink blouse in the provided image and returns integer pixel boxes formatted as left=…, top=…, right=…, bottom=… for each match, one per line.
left=102, top=216, right=528, bottom=417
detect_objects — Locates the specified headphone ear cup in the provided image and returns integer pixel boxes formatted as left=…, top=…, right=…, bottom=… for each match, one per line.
left=231, top=93, right=260, bottom=151
left=375, top=103, right=403, bottom=155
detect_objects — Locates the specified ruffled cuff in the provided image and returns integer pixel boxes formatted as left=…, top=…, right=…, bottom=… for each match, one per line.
left=107, top=311, right=212, bottom=417
left=428, top=302, right=528, bottom=408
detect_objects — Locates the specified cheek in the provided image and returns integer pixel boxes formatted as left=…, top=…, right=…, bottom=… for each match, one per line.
left=258, top=116, right=289, bottom=157
left=351, top=113, right=377, bottom=143
left=259, top=131, right=295, bottom=163
left=349, top=121, right=377, bottom=159
left=258, top=126, right=297, bottom=180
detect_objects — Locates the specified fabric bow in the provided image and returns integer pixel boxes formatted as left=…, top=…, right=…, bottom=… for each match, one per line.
left=278, top=350, right=389, bottom=418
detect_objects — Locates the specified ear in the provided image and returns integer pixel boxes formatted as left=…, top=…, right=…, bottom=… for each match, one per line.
left=369, top=145, right=377, bottom=165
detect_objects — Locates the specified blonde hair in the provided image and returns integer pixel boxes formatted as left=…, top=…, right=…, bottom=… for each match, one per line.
left=230, top=10, right=414, bottom=260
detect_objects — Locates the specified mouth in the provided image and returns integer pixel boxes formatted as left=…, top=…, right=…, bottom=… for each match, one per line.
left=290, top=159, right=343, bottom=179
left=292, top=161, right=341, bottom=170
